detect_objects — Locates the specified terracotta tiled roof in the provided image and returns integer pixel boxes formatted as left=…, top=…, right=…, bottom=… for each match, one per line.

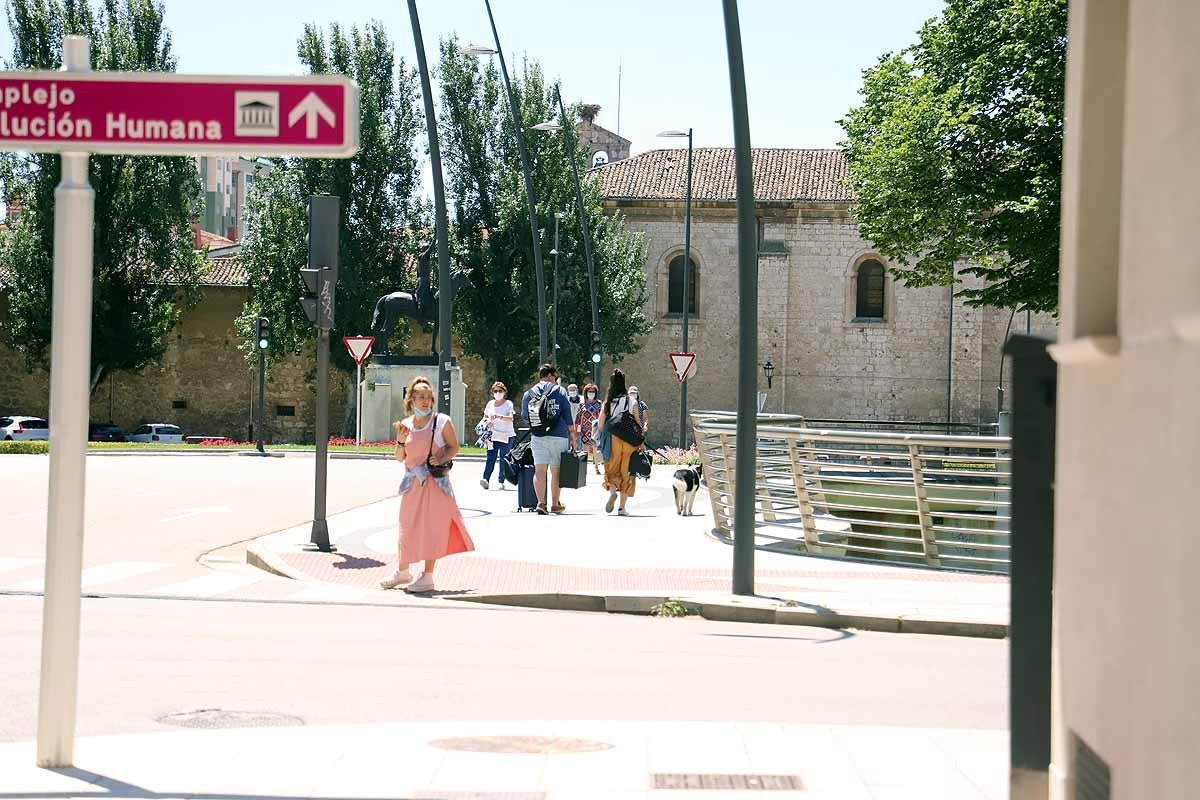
left=200, top=257, right=247, bottom=286
left=196, top=229, right=236, bottom=249
left=594, top=147, right=854, bottom=203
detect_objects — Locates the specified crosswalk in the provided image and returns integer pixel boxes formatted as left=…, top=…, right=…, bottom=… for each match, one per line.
left=0, top=557, right=414, bottom=606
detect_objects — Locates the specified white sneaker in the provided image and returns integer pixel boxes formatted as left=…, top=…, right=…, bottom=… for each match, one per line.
left=405, top=573, right=435, bottom=593
left=479, top=479, right=489, bottom=490
left=379, top=569, right=412, bottom=590
left=617, top=508, right=630, bottom=517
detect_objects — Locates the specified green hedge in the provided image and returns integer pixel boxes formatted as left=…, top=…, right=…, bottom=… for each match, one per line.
left=0, top=440, right=50, bottom=455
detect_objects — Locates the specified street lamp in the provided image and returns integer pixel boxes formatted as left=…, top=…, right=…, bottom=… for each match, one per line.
left=460, top=4, right=550, bottom=365
left=763, top=359, right=775, bottom=389
left=658, top=128, right=694, bottom=449
left=551, top=211, right=565, bottom=368
left=532, top=82, right=604, bottom=386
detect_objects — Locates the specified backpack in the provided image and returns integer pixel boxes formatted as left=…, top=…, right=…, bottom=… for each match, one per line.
left=526, top=385, right=562, bottom=436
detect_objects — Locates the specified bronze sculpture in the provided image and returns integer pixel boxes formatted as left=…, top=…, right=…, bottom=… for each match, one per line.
left=370, top=239, right=474, bottom=355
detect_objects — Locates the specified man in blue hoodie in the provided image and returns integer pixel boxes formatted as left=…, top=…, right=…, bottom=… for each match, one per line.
left=521, top=363, right=576, bottom=515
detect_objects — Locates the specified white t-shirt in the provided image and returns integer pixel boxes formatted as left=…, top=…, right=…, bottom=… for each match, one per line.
left=485, top=399, right=515, bottom=442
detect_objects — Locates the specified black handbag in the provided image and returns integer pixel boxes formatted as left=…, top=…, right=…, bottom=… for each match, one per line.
left=424, top=416, right=453, bottom=478
left=627, top=448, right=652, bottom=478
left=559, top=450, right=588, bottom=489
left=608, top=398, right=645, bottom=446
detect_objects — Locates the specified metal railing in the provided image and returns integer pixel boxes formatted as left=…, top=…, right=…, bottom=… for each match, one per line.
left=693, top=413, right=1012, bottom=574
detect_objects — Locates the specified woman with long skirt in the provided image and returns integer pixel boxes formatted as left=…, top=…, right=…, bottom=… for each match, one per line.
left=597, top=368, right=641, bottom=516
left=380, top=376, right=475, bottom=593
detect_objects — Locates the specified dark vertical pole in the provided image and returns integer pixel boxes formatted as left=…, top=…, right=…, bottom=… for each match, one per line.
left=256, top=335, right=265, bottom=453
left=1005, top=334, right=1055, bottom=799
left=485, top=0, right=548, bottom=364
left=552, top=214, right=559, bottom=368
left=678, top=128, right=693, bottom=449
left=722, top=0, right=756, bottom=596
left=308, top=196, right=339, bottom=553
left=554, top=86, right=602, bottom=386
left=407, top=0, right=453, bottom=414
left=946, top=284, right=955, bottom=432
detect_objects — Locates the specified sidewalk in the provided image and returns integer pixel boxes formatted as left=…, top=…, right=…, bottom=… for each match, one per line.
left=0, top=719, right=1005, bottom=799
left=247, top=463, right=1009, bottom=637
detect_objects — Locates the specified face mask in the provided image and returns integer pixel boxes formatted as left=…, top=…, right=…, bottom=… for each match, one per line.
left=413, top=406, right=433, bottom=417
left=568, top=391, right=578, bottom=399
left=586, top=392, right=596, bottom=400
left=493, top=392, right=504, bottom=401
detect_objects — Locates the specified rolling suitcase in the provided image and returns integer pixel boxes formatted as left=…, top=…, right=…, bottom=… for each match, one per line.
left=515, top=463, right=538, bottom=512
left=558, top=450, right=588, bottom=489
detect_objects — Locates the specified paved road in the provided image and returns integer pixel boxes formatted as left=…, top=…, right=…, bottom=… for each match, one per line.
left=0, top=593, right=1007, bottom=743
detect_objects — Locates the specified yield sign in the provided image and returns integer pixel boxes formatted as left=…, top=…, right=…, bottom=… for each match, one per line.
left=343, top=335, right=374, bottom=365
left=669, top=352, right=697, bottom=383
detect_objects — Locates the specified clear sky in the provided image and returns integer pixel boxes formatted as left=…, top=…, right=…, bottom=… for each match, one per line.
left=0, top=0, right=944, bottom=157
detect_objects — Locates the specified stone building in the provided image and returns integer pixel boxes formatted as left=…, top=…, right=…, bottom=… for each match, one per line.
left=575, top=105, right=629, bottom=169
left=595, top=147, right=1056, bottom=446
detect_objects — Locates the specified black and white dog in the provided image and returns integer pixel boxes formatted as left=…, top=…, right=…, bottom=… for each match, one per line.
left=671, top=463, right=704, bottom=516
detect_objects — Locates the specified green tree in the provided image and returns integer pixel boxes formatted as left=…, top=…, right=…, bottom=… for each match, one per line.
left=437, top=36, right=651, bottom=393
left=0, top=0, right=205, bottom=391
left=236, top=21, right=427, bottom=429
left=839, top=0, right=1067, bottom=312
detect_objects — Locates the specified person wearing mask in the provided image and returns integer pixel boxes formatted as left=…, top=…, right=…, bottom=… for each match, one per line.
left=566, top=383, right=583, bottom=441
left=597, top=368, right=641, bottom=516
left=577, top=382, right=603, bottom=475
left=380, top=376, right=474, bottom=593
left=521, top=364, right=576, bottom=515
left=480, top=381, right=515, bottom=490
left=629, top=385, right=650, bottom=436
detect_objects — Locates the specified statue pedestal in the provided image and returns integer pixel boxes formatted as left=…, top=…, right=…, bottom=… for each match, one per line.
left=362, top=361, right=467, bottom=443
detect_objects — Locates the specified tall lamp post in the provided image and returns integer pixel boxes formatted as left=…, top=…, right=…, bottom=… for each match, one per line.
left=550, top=211, right=565, bottom=367
left=462, top=3, right=549, bottom=365
left=658, top=128, right=693, bottom=449
left=532, top=83, right=603, bottom=386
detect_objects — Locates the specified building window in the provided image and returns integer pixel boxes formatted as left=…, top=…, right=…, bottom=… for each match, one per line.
left=276, top=405, right=296, bottom=417
left=667, top=254, right=698, bottom=316
left=592, top=150, right=609, bottom=168
left=855, top=259, right=886, bottom=320
left=171, top=399, right=188, bottom=410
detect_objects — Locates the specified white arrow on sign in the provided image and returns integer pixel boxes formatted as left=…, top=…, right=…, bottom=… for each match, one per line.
left=288, top=92, right=336, bottom=139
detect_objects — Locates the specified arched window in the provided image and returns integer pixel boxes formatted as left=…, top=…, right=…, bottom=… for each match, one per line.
left=855, top=259, right=886, bottom=320
left=668, top=254, right=698, bottom=315
left=591, top=150, right=609, bottom=168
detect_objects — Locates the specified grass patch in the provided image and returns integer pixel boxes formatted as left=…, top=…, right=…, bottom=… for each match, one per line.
left=649, top=599, right=695, bottom=618
left=0, top=440, right=49, bottom=455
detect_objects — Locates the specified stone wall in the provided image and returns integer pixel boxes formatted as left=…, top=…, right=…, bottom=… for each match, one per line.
left=0, top=287, right=488, bottom=443
left=605, top=199, right=1057, bottom=446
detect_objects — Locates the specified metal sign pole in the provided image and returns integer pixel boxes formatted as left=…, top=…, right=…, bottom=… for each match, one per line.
left=356, top=362, right=362, bottom=454
left=36, top=35, right=94, bottom=769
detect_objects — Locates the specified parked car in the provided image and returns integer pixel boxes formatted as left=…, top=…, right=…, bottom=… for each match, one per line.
left=126, top=423, right=184, bottom=443
left=88, top=423, right=125, bottom=442
left=1, top=416, right=49, bottom=441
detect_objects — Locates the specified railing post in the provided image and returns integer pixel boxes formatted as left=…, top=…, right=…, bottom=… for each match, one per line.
left=709, top=432, right=736, bottom=536
left=909, top=444, right=941, bottom=567
left=787, top=437, right=820, bottom=552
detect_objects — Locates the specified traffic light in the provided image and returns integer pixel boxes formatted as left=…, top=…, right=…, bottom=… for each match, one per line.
left=256, top=316, right=271, bottom=350
left=590, top=330, right=602, bottom=364
left=299, top=196, right=340, bottom=329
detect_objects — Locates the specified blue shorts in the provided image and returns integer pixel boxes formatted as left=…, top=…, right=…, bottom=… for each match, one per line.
left=531, top=434, right=570, bottom=466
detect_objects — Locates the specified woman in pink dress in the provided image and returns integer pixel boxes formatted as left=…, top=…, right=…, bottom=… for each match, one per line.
left=380, top=377, right=474, bottom=593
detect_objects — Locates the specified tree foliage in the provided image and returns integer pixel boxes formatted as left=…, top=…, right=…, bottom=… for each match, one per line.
left=437, top=37, right=651, bottom=392
left=0, top=0, right=204, bottom=389
left=236, top=21, right=427, bottom=374
left=839, top=0, right=1067, bottom=312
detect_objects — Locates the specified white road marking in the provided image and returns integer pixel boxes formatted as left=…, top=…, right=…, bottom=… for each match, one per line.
left=0, top=557, right=40, bottom=575
left=10, top=561, right=165, bottom=592
left=153, top=571, right=265, bottom=598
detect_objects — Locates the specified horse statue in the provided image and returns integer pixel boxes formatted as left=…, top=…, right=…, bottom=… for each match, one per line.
left=370, top=241, right=475, bottom=355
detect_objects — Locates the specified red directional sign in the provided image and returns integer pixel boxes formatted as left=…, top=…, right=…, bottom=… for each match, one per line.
left=0, top=71, right=358, bottom=156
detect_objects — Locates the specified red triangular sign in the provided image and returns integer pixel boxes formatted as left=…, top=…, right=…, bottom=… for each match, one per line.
left=669, top=352, right=696, bottom=383
left=343, top=335, right=375, bottom=365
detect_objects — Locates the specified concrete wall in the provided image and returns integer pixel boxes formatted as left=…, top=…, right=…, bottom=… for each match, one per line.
left=608, top=199, right=1057, bottom=447
left=1050, top=0, right=1200, bottom=797
left=0, top=287, right=490, bottom=443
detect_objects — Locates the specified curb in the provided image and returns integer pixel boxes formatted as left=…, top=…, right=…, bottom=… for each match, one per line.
left=445, top=593, right=1008, bottom=639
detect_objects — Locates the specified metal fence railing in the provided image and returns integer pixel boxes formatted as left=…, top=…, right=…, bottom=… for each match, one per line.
left=692, top=413, right=1012, bottom=574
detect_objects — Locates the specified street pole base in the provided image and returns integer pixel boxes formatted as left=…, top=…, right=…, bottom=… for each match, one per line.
left=308, top=520, right=334, bottom=552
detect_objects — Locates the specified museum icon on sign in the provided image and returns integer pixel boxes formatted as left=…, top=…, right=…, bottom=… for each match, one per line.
left=234, top=91, right=280, bottom=137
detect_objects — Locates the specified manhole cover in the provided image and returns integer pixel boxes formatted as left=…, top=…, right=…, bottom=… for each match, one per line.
left=652, top=773, right=805, bottom=791
left=156, top=709, right=304, bottom=729
left=429, top=736, right=613, bottom=754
